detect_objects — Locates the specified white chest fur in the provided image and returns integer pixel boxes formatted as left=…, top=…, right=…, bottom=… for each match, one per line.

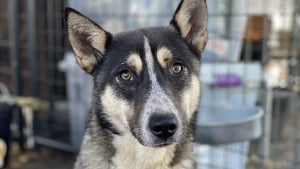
left=111, top=134, right=176, bottom=169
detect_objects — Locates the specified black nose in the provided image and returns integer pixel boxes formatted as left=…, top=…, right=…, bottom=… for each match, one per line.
left=149, top=114, right=178, bottom=139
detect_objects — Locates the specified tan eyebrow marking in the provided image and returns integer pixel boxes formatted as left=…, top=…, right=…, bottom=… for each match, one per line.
left=126, top=53, right=143, bottom=76
left=157, top=47, right=173, bottom=68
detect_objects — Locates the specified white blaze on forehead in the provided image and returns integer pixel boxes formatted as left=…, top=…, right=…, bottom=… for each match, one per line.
left=142, top=37, right=181, bottom=144
left=143, top=37, right=177, bottom=113
left=144, top=37, right=156, bottom=85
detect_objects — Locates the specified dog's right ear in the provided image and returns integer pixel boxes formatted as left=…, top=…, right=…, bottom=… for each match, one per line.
left=65, top=8, right=112, bottom=73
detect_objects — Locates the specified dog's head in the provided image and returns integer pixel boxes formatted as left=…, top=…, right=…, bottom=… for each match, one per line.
left=65, top=0, right=207, bottom=147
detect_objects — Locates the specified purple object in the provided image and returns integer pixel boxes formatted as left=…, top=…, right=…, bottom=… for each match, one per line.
left=215, top=74, right=243, bottom=87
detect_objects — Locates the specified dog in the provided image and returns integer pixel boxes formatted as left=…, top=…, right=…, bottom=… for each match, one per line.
left=65, top=0, right=208, bottom=168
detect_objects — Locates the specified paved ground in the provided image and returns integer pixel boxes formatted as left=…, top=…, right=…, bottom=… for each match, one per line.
left=6, top=147, right=75, bottom=169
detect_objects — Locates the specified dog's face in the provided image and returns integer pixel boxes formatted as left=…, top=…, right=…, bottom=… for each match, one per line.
left=65, top=0, right=208, bottom=147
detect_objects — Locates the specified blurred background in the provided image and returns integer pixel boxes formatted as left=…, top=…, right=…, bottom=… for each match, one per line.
left=0, top=0, right=299, bottom=169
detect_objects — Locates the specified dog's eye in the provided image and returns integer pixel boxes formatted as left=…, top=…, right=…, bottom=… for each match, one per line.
left=171, top=63, right=183, bottom=74
left=119, top=70, right=133, bottom=81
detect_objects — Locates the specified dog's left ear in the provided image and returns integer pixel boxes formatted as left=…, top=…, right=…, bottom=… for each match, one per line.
left=65, top=8, right=112, bottom=73
left=170, top=0, right=208, bottom=53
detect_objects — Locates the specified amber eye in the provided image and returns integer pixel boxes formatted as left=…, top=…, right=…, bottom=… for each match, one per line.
left=171, top=64, right=183, bottom=74
left=120, top=70, right=133, bottom=81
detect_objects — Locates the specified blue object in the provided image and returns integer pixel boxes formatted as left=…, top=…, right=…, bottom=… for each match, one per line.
left=195, top=103, right=263, bottom=145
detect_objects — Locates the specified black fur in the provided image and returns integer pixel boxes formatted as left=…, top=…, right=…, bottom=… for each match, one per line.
left=65, top=0, right=208, bottom=168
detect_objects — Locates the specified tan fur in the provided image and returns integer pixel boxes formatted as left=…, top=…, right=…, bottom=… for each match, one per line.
left=101, top=86, right=133, bottom=132
left=73, top=54, right=98, bottom=73
left=127, top=53, right=143, bottom=76
left=173, top=159, right=195, bottom=169
left=67, top=12, right=107, bottom=72
left=112, top=133, right=176, bottom=169
left=196, top=32, right=208, bottom=52
left=157, top=47, right=173, bottom=68
left=175, top=11, right=192, bottom=38
left=174, top=0, right=208, bottom=52
left=78, top=134, right=110, bottom=169
left=181, top=74, right=200, bottom=120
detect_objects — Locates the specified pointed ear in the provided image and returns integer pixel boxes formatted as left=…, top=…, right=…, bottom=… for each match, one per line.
left=170, top=0, right=208, bottom=53
left=65, top=8, right=112, bottom=73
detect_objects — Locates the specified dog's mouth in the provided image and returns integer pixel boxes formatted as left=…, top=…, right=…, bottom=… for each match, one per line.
left=133, top=128, right=183, bottom=148
left=152, top=139, right=177, bottom=147
left=138, top=138, right=178, bottom=147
